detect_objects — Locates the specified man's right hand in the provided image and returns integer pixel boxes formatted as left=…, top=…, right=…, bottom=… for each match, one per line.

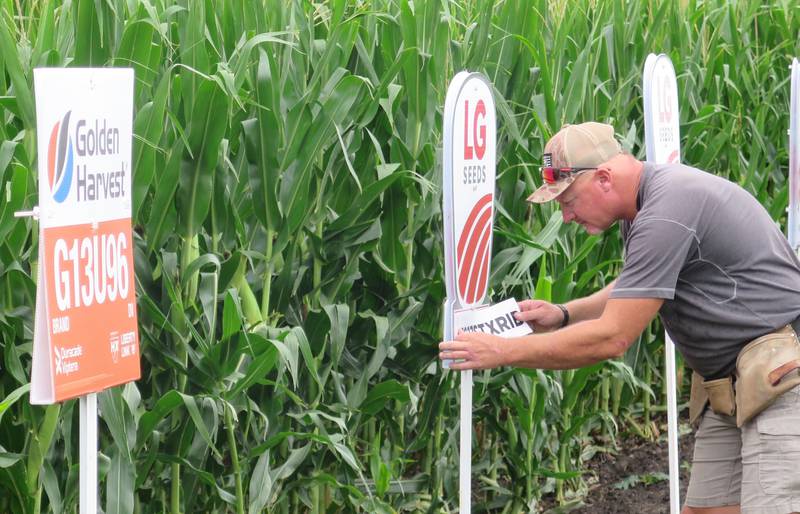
left=515, top=300, right=567, bottom=332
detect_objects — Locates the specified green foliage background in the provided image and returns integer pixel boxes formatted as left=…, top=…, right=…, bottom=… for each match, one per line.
left=0, top=0, right=798, bottom=512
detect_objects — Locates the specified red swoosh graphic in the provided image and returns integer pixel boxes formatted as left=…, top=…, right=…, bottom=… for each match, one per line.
left=456, top=193, right=493, bottom=304
left=667, top=149, right=679, bottom=163
left=466, top=223, right=492, bottom=303
left=457, top=194, right=493, bottom=262
left=458, top=207, right=491, bottom=295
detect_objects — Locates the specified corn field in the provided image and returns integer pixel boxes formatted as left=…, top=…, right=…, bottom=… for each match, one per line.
left=0, top=0, right=798, bottom=512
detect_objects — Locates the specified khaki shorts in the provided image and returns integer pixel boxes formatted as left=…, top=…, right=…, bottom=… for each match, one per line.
left=685, top=384, right=800, bottom=513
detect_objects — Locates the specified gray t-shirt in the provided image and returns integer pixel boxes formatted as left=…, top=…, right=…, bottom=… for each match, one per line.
left=610, top=162, right=800, bottom=379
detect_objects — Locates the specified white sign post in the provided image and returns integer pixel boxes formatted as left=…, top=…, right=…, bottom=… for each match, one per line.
left=789, top=58, right=800, bottom=252
left=442, top=71, right=496, bottom=513
left=25, top=68, right=139, bottom=514
left=643, top=53, right=681, bottom=514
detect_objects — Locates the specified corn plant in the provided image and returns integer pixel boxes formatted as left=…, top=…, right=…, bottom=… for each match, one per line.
left=1, top=1, right=798, bottom=512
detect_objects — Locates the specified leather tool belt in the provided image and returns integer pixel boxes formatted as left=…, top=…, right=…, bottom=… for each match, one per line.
left=689, top=322, right=800, bottom=427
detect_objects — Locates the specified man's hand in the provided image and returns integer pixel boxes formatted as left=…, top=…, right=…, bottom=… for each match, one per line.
left=439, top=297, right=663, bottom=371
left=439, top=331, right=508, bottom=370
left=515, top=300, right=565, bottom=332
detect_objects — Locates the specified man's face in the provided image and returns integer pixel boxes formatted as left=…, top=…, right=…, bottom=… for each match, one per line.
left=554, top=171, right=615, bottom=234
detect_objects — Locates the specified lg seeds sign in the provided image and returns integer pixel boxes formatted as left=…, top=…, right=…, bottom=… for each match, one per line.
left=443, top=72, right=496, bottom=308
left=31, top=68, right=139, bottom=404
left=441, top=70, right=497, bottom=514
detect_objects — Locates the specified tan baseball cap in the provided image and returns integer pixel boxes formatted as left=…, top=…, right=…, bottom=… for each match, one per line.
left=527, top=122, right=622, bottom=203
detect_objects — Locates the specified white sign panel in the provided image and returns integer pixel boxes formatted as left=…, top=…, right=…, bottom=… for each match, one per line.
left=31, top=68, right=139, bottom=404
left=454, top=299, right=533, bottom=338
left=443, top=72, right=497, bottom=309
left=789, top=58, right=800, bottom=250
left=643, top=54, right=680, bottom=164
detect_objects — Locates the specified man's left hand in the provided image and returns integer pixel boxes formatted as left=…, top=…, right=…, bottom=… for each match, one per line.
left=439, top=331, right=509, bottom=370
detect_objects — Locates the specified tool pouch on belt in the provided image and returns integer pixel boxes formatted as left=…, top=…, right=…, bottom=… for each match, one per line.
left=689, top=372, right=708, bottom=426
left=688, top=372, right=735, bottom=426
left=704, top=376, right=736, bottom=417
left=735, top=325, right=800, bottom=427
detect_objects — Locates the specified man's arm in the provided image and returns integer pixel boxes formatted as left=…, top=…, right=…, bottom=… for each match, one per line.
left=562, top=280, right=616, bottom=324
left=440, top=296, right=662, bottom=370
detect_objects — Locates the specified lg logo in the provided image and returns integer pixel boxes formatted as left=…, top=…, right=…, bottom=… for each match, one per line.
left=463, top=99, right=486, bottom=160
left=657, top=75, right=674, bottom=124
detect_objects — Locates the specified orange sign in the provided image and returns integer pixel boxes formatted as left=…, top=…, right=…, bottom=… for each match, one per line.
left=30, top=69, right=139, bottom=404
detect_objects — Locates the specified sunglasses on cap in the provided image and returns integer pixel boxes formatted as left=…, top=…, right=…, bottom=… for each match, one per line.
left=539, top=166, right=597, bottom=184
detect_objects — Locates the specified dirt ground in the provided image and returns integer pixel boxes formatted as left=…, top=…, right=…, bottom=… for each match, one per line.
left=539, top=420, right=695, bottom=513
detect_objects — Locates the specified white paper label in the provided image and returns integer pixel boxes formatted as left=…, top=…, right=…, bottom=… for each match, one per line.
left=453, top=298, right=533, bottom=339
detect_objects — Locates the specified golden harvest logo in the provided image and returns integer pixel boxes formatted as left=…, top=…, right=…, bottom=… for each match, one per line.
left=47, top=110, right=127, bottom=203
left=47, top=111, right=74, bottom=203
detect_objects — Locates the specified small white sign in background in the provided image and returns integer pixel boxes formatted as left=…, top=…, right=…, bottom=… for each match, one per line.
left=644, top=55, right=680, bottom=164
left=789, top=58, right=800, bottom=251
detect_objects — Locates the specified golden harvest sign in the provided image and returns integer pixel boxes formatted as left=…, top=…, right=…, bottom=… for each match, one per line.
left=31, top=68, right=139, bottom=404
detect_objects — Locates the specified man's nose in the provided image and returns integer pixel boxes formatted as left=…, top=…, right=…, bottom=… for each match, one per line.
left=561, top=208, right=574, bottom=223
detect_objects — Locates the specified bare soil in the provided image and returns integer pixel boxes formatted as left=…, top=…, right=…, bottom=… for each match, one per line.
left=539, top=420, right=695, bottom=513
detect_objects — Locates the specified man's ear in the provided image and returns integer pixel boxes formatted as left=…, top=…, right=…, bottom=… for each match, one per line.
left=595, top=167, right=613, bottom=192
